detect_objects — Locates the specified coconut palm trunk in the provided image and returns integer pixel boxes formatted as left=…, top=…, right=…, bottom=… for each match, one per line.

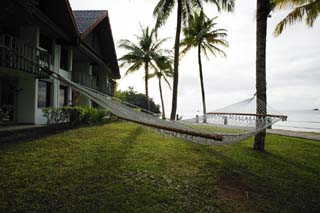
left=170, top=0, right=182, bottom=120
left=254, top=0, right=271, bottom=151
left=145, top=62, right=150, bottom=113
left=198, top=43, right=207, bottom=123
left=158, top=77, right=166, bottom=119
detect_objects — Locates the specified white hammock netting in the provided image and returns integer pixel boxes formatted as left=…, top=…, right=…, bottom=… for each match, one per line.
left=54, top=73, right=287, bottom=145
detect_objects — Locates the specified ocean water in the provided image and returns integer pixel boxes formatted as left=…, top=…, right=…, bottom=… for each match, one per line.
left=272, top=110, right=320, bottom=133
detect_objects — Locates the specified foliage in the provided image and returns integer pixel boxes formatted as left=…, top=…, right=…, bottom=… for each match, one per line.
left=118, top=26, right=171, bottom=106
left=118, top=27, right=166, bottom=76
left=153, top=0, right=235, bottom=120
left=180, top=10, right=228, bottom=122
left=115, top=87, right=161, bottom=114
left=273, top=0, right=320, bottom=36
left=42, top=107, right=112, bottom=128
left=180, top=11, right=228, bottom=58
left=146, top=53, right=173, bottom=119
left=0, top=123, right=319, bottom=212
left=153, top=0, right=234, bottom=29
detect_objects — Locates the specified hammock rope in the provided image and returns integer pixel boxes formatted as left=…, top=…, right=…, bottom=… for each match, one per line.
left=2, top=38, right=287, bottom=145
left=1, top=43, right=287, bottom=145
left=53, top=72, right=286, bottom=145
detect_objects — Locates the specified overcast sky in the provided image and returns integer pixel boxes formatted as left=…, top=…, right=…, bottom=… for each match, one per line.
left=69, top=0, right=320, bottom=118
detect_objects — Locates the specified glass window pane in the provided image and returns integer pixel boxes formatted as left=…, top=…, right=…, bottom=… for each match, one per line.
left=59, top=86, right=67, bottom=107
left=38, top=81, right=46, bottom=108
left=60, top=47, right=68, bottom=70
left=38, top=81, right=50, bottom=108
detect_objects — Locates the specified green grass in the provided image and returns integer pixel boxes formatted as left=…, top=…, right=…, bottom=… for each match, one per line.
left=0, top=122, right=319, bottom=212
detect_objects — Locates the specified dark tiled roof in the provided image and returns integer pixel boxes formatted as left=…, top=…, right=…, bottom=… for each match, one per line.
left=73, top=10, right=106, bottom=33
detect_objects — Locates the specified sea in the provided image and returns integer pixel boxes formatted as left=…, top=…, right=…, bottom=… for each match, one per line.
left=272, top=110, right=320, bottom=133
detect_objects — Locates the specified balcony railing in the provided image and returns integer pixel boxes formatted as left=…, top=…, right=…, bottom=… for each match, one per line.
left=72, top=71, right=114, bottom=96
left=72, top=71, right=98, bottom=91
left=0, top=34, right=51, bottom=78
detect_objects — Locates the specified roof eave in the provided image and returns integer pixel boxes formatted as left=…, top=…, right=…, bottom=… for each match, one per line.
left=79, top=10, right=108, bottom=40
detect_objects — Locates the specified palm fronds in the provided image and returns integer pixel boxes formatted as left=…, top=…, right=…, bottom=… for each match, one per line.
left=274, top=0, right=320, bottom=36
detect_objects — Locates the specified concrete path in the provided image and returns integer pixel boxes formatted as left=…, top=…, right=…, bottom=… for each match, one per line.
left=267, top=129, right=320, bottom=141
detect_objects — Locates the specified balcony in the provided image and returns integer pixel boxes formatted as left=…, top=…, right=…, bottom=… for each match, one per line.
left=0, top=34, right=51, bottom=78
left=72, top=71, right=98, bottom=91
left=72, top=71, right=114, bottom=96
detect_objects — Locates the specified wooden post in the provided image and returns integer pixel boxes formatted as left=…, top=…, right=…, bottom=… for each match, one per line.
left=224, top=116, right=228, bottom=125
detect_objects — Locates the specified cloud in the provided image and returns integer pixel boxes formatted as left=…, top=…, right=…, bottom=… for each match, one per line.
left=69, top=0, right=320, bottom=117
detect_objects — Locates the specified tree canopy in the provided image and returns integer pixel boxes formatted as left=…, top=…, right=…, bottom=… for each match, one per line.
left=273, top=0, right=320, bottom=36
left=115, top=87, right=161, bottom=114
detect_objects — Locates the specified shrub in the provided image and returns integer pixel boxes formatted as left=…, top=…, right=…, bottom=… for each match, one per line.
left=43, top=107, right=112, bottom=128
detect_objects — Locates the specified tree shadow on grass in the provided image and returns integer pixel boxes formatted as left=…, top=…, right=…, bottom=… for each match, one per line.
left=0, top=124, right=106, bottom=146
left=263, top=151, right=319, bottom=176
left=187, top=143, right=319, bottom=211
left=106, top=126, right=143, bottom=170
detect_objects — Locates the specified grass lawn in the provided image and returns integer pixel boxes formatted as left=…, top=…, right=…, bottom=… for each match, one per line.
left=0, top=122, right=319, bottom=212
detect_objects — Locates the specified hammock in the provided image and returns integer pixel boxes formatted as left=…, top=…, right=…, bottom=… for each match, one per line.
left=2, top=39, right=286, bottom=145
left=52, top=72, right=287, bottom=145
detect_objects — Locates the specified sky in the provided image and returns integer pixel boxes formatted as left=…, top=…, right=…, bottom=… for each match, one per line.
left=69, top=0, right=320, bottom=118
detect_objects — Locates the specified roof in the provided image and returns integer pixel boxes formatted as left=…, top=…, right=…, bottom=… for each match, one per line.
left=38, top=0, right=79, bottom=38
left=73, top=10, right=107, bottom=35
left=72, top=9, right=120, bottom=79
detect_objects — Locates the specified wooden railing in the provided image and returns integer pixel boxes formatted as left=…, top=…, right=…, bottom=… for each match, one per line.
left=72, top=71, right=115, bottom=96
left=0, top=34, right=51, bottom=78
left=72, top=71, right=98, bottom=91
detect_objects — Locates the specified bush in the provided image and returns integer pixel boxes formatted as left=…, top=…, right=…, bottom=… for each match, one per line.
left=43, top=107, right=112, bottom=128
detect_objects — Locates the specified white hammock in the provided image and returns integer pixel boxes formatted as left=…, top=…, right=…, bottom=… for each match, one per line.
left=54, top=73, right=287, bottom=145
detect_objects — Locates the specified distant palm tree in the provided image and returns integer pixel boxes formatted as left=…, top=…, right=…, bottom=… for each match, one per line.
left=118, top=27, right=169, bottom=111
left=147, top=56, right=173, bottom=119
left=180, top=11, right=228, bottom=123
left=153, top=0, right=234, bottom=120
left=273, top=0, right=320, bottom=36
left=254, top=0, right=272, bottom=151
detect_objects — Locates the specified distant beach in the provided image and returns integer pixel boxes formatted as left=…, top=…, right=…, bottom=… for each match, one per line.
left=273, top=110, right=320, bottom=133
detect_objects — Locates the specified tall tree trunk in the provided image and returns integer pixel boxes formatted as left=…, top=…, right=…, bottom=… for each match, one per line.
left=254, top=0, right=271, bottom=151
left=145, top=62, right=150, bottom=113
left=198, top=44, right=207, bottom=123
left=158, top=77, right=166, bottom=119
left=170, top=0, right=182, bottom=120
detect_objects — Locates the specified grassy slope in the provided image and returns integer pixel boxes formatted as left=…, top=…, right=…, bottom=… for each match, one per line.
left=0, top=122, right=319, bottom=212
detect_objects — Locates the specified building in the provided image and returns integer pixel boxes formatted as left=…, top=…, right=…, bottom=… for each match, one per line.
left=0, top=0, right=120, bottom=125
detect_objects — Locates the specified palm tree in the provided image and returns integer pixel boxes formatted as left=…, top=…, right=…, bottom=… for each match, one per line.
left=180, top=11, right=228, bottom=123
left=273, top=0, right=320, bottom=36
left=254, top=0, right=272, bottom=151
left=153, top=0, right=234, bottom=120
left=147, top=56, right=173, bottom=119
left=118, top=27, right=169, bottom=111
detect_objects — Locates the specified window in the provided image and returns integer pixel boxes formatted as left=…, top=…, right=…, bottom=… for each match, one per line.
left=60, top=47, right=68, bottom=70
left=39, top=33, right=52, bottom=54
left=38, top=81, right=51, bottom=108
left=59, top=86, right=68, bottom=107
